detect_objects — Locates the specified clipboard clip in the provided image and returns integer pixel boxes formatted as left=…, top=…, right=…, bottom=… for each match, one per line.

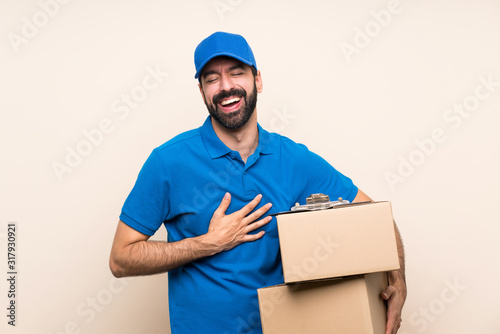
left=291, top=193, right=350, bottom=211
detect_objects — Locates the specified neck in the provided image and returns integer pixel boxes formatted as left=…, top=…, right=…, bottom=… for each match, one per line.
left=211, top=112, right=259, bottom=163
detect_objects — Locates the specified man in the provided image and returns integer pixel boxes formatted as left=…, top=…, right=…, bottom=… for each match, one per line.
left=110, top=31, right=406, bottom=334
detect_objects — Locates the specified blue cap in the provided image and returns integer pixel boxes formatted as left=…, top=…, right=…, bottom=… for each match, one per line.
left=194, top=31, right=257, bottom=79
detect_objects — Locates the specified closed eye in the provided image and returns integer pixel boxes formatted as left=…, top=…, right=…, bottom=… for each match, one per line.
left=205, top=76, right=219, bottom=83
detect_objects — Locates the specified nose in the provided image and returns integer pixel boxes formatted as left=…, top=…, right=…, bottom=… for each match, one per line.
left=218, top=72, right=235, bottom=92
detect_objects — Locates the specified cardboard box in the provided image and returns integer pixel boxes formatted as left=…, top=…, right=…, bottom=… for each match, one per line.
left=276, top=201, right=399, bottom=283
left=258, top=272, right=388, bottom=334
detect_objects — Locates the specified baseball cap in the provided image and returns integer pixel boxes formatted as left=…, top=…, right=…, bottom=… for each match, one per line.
left=194, top=31, right=257, bottom=79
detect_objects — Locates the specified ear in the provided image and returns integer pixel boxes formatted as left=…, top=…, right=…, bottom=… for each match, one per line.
left=198, top=82, right=206, bottom=102
left=255, top=70, right=263, bottom=93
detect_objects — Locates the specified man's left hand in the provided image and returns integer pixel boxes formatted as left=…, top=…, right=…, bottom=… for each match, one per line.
left=381, top=285, right=404, bottom=334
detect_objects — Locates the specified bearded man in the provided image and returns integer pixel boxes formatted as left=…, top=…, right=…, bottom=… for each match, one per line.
left=110, top=31, right=406, bottom=334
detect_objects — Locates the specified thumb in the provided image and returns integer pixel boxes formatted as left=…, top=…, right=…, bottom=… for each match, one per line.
left=381, top=285, right=397, bottom=301
left=214, top=192, right=231, bottom=218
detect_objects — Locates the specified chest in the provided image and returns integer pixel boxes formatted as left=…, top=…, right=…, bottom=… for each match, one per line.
left=165, top=153, right=299, bottom=239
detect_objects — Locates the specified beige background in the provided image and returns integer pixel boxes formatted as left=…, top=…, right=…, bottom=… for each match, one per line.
left=1, top=0, right=499, bottom=333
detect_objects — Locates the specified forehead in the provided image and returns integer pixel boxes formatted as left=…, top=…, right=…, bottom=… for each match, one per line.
left=202, top=56, right=249, bottom=75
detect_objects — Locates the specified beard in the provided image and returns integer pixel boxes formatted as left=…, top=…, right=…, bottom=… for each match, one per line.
left=204, top=82, right=258, bottom=130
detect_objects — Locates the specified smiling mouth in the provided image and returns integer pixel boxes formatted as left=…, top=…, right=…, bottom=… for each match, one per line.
left=220, top=96, right=242, bottom=107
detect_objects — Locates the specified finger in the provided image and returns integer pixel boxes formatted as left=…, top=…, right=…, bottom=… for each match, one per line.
left=386, top=316, right=401, bottom=334
left=213, top=192, right=231, bottom=219
left=385, top=311, right=399, bottom=334
left=240, top=230, right=266, bottom=243
left=245, top=215, right=273, bottom=233
left=385, top=315, right=397, bottom=334
left=244, top=202, right=273, bottom=223
left=381, top=285, right=397, bottom=301
left=237, top=194, right=263, bottom=217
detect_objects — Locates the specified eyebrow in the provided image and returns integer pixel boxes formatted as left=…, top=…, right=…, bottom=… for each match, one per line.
left=228, top=64, right=246, bottom=72
left=202, top=70, right=218, bottom=79
left=202, top=64, right=247, bottom=79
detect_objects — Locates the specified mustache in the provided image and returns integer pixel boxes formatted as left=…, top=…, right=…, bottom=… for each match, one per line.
left=213, top=88, right=247, bottom=105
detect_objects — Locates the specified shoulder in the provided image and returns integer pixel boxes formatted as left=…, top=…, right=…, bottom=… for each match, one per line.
left=265, top=130, right=311, bottom=157
left=140, top=127, right=203, bottom=171
left=279, top=135, right=308, bottom=150
left=265, top=130, right=336, bottom=174
left=153, top=127, right=202, bottom=155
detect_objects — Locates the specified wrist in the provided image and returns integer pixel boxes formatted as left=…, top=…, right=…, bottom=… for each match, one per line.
left=194, top=233, right=224, bottom=257
left=388, top=270, right=407, bottom=301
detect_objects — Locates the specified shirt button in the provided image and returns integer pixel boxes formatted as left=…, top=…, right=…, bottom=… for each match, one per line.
left=244, top=171, right=247, bottom=175
left=229, top=154, right=235, bottom=159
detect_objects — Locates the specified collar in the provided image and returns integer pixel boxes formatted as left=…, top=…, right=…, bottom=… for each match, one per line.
left=200, top=116, right=274, bottom=159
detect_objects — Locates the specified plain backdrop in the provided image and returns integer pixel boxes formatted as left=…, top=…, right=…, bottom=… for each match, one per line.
left=1, top=0, right=499, bottom=333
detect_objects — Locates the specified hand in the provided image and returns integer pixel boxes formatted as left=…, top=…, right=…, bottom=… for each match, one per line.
left=381, top=285, right=404, bottom=334
left=204, top=193, right=273, bottom=252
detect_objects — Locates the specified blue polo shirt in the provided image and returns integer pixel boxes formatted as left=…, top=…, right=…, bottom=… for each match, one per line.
left=120, top=116, right=358, bottom=334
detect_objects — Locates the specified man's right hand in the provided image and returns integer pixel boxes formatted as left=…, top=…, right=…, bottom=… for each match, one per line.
left=202, top=192, right=273, bottom=253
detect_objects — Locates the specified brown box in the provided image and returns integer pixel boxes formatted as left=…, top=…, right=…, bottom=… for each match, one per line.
left=258, top=272, right=388, bottom=334
left=276, top=201, right=399, bottom=283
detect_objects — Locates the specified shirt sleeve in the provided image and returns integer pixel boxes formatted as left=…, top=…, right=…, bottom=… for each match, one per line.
left=119, top=149, right=170, bottom=236
left=299, top=149, right=358, bottom=204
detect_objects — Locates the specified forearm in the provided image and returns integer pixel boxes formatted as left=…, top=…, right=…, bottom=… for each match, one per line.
left=389, top=221, right=407, bottom=300
left=110, top=234, right=219, bottom=278
left=110, top=194, right=272, bottom=278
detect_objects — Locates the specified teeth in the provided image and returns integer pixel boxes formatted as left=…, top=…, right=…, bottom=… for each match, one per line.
left=220, top=97, right=241, bottom=106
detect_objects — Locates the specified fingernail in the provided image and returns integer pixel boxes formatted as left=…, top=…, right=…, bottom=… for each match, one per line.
left=224, top=192, right=230, bottom=199
left=268, top=203, right=273, bottom=208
